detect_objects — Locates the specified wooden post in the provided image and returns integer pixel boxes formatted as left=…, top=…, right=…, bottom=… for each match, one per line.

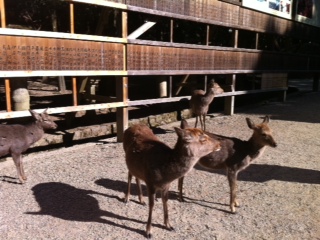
left=224, top=29, right=238, bottom=115
left=69, top=3, right=78, bottom=106
left=5, top=79, right=11, bottom=112
left=0, top=0, right=6, bottom=28
left=224, top=75, right=235, bottom=115
left=116, top=11, right=129, bottom=142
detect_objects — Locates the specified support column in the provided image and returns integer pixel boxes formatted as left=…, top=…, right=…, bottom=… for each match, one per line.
left=0, top=0, right=6, bottom=28
left=116, top=11, right=129, bottom=142
left=224, top=29, right=238, bottom=116
left=5, top=79, right=11, bottom=112
left=224, top=75, right=235, bottom=115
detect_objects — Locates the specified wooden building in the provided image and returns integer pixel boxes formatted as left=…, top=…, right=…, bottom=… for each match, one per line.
left=0, top=0, right=319, bottom=140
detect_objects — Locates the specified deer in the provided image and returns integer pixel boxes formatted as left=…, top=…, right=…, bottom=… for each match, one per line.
left=0, top=109, right=57, bottom=184
left=190, top=79, right=224, bottom=131
left=178, top=116, right=277, bottom=213
left=123, top=124, right=221, bottom=238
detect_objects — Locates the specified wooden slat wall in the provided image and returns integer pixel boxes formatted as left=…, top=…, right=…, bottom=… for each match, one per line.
left=125, top=0, right=320, bottom=41
left=0, top=35, right=318, bottom=75
left=126, top=44, right=318, bottom=73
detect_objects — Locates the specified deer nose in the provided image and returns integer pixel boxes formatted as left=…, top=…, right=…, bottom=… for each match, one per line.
left=214, top=143, right=221, bottom=152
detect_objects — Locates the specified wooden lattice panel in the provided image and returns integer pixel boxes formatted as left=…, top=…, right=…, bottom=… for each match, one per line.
left=0, top=36, right=124, bottom=71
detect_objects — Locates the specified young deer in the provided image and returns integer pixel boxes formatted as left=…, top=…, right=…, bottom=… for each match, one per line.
left=190, top=79, right=224, bottom=131
left=178, top=116, right=277, bottom=213
left=0, top=109, right=57, bottom=183
left=123, top=124, right=221, bottom=238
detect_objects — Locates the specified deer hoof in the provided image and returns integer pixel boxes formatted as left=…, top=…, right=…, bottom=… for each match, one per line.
left=230, top=206, right=236, bottom=214
left=123, top=196, right=129, bottom=204
left=168, top=226, right=175, bottom=232
left=146, top=232, right=152, bottom=239
left=19, top=178, right=26, bottom=184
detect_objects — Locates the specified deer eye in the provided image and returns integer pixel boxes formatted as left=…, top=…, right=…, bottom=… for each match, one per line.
left=262, top=133, right=267, bottom=137
left=199, top=136, right=207, bottom=143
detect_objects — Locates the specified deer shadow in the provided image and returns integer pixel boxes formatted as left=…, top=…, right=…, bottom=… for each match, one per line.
left=195, top=163, right=320, bottom=184
left=26, top=182, right=146, bottom=236
left=95, top=178, right=181, bottom=202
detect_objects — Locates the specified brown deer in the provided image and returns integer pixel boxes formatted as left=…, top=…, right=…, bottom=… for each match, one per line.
left=0, top=109, right=57, bottom=183
left=190, top=79, right=224, bottom=131
left=123, top=124, right=221, bottom=238
left=178, top=116, right=277, bottom=213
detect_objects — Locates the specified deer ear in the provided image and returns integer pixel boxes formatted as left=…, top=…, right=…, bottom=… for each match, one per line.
left=43, top=108, right=49, bottom=114
left=29, top=110, right=41, bottom=120
left=180, top=119, right=189, bottom=129
left=174, top=127, right=194, bottom=142
left=262, top=115, right=270, bottom=124
left=174, top=127, right=184, bottom=137
left=246, top=118, right=256, bottom=129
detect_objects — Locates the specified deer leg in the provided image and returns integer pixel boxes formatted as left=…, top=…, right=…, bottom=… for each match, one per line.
left=162, top=186, right=174, bottom=231
left=136, top=177, right=146, bottom=205
left=194, top=116, right=199, bottom=128
left=146, top=186, right=156, bottom=239
left=178, top=177, right=185, bottom=202
left=227, top=169, right=239, bottom=213
left=199, top=114, right=204, bottom=131
left=124, top=172, right=133, bottom=203
left=12, top=153, right=25, bottom=184
left=202, top=114, right=206, bottom=131
left=20, top=156, right=27, bottom=181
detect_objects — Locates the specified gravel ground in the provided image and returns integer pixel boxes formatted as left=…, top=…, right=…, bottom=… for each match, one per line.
left=1, top=91, right=319, bottom=240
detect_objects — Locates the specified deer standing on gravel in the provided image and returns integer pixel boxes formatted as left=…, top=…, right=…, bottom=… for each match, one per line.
left=190, top=79, right=224, bottom=131
left=0, top=109, right=57, bottom=183
left=178, top=116, right=277, bottom=213
left=123, top=124, right=221, bottom=238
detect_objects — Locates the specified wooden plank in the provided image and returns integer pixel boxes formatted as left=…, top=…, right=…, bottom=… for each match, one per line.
left=66, top=0, right=127, bottom=10
left=0, top=70, right=127, bottom=78
left=0, top=28, right=126, bottom=43
left=127, top=88, right=287, bottom=106
left=0, top=88, right=287, bottom=119
left=0, top=101, right=128, bottom=119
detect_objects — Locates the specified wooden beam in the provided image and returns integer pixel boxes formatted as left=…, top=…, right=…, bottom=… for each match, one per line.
left=66, top=0, right=127, bottom=10
left=127, top=21, right=156, bottom=39
left=0, top=88, right=287, bottom=119
left=0, top=28, right=126, bottom=43
left=175, top=74, right=190, bottom=96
